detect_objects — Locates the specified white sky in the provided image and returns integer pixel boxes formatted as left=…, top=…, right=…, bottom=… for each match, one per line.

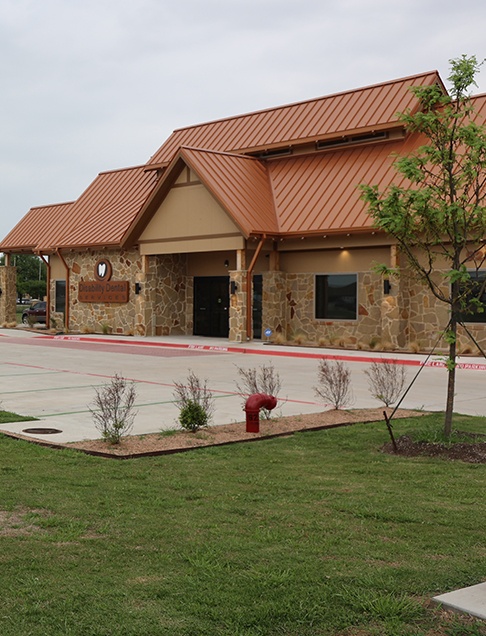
left=2, top=0, right=486, bottom=242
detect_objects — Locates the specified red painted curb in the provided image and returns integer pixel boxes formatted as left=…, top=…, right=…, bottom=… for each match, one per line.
left=36, top=334, right=423, bottom=366
left=32, top=334, right=486, bottom=370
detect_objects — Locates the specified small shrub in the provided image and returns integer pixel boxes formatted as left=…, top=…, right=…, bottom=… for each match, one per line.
left=314, top=359, right=353, bottom=409
left=173, top=370, right=214, bottom=432
left=408, top=341, right=421, bottom=353
left=365, top=360, right=408, bottom=407
left=89, top=374, right=137, bottom=444
left=179, top=401, right=209, bottom=432
left=369, top=336, right=380, bottom=350
left=292, top=332, right=307, bottom=345
left=271, top=332, right=286, bottom=345
left=235, top=363, right=282, bottom=419
left=101, top=323, right=112, bottom=335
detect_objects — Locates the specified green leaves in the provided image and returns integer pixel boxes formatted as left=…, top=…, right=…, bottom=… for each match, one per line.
left=360, top=55, right=486, bottom=437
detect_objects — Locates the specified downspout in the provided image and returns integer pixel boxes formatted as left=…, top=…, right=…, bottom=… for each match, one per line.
left=38, top=254, right=50, bottom=329
left=56, top=250, right=70, bottom=331
left=246, top=235, right=266, bottom=340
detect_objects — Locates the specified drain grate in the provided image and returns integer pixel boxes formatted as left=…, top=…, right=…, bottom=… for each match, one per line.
left=22, top=428, right=63, bottom=435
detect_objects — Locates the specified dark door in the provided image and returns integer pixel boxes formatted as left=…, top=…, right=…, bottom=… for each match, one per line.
left=252, top=274, right=263, bottom=339
left=193, top=277, right=229, bottom=337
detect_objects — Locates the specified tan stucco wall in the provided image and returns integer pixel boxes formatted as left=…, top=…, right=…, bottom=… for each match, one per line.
left=49, top=254, right=65, bottom=279
left=279, top=246, right=390, bottom=273
left=139, top=182, right=241, bottom=244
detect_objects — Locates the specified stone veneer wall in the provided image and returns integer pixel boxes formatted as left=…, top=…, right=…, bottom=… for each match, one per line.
left=55, top=250, right=192, bottom=337
left=262, top=271, right=287, bottom=338
left=47, top=250, right=486, bottom=351
left=229, top=270, right=247, bottom=341
left=151, top=254, right=189, bottom=336
left=59, top=249, right=143, bottom=334
left=0, top=266, right=17, bottom=325
left=272, top=268, right=486, bottom=352
left=404, top=272, right=486, bottom=352
left=270, top=271, right=384, bottom=347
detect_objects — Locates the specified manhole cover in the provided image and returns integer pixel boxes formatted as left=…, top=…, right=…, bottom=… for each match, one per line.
left=22, top=428, right=63, bottom=435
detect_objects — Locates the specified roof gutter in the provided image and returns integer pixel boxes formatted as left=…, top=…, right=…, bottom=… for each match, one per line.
left=246, top=235, right=266, bottom=340
left=56, top=250, right=70, bottom=331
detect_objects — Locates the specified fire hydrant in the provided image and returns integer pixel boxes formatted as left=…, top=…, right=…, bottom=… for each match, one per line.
left=245, top=393, right=277, bottom=433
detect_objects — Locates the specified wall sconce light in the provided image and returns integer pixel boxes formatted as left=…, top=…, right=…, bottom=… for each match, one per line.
left=135, top=282, right=142, bottom=295
left=224, top=259, right=229, bottom=268
left=0, top=288, right=3, bottom=297
left=383, top=280, right=391, bottom=295
left=230, top=281, right=238, bottom=295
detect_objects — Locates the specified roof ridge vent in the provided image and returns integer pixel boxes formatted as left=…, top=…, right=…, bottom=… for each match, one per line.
left=317, top=131, right=389, bottom=151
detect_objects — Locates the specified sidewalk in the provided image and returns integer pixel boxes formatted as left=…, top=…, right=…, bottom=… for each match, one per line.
left=1, top=328, right=486, bottom=444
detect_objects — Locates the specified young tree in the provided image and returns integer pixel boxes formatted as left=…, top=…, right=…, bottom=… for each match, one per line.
left=361, top=55, right=486, bottom=437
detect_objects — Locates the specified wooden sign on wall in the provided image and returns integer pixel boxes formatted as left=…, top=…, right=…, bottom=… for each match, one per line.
left=78, top=259, right=130, bottom=303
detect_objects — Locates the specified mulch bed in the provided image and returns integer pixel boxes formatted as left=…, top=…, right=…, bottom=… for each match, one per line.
left=383, top=432, right=486, bottom=463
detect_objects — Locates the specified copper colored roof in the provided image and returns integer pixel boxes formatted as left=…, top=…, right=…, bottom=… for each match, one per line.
left=0, top=202, right=75, bottom=253
left=122, top=147, right=278, bottom=245
left=269, top=136, right=420, bottom=235
left=56, top=165, right=159, bottom=250
left=9, top=72, right=486, bottom=254
left=172, top=147, right=277, bottom=235
left=148, top=71, right=444, bottom=165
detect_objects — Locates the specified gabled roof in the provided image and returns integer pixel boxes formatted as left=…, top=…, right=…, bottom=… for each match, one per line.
left=2, top=70, right=464, bottom=253
left=0, top=165, right=160, bottom=253
left=122, top=147, right=278, bottom=245
left=56, top=165, right=159, bottom=250
left=0, top=201, right=75, bottom=253
left=148, top=71, right=444, bottom=165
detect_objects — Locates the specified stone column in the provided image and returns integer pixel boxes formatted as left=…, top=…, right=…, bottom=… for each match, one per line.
left=229, top=270, right=247, bottom=342
left=262, top=271, right=287, bottom=341
left=0, top=266, right=17, bottom=325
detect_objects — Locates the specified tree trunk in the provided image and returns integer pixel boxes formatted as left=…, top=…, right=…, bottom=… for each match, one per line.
left=444, top=314, right=457, bottom=439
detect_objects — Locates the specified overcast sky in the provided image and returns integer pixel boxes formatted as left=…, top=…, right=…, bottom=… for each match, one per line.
left=1, top=0, right=486, bottom=243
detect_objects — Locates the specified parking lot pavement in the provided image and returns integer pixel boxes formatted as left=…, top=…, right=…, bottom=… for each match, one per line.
left=1, top=328, right=486, bottom=443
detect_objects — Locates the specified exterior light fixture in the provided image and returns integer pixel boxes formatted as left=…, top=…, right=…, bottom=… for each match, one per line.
left=383, top=280, right=391, bottom=295
left=224, top=259, right=229, bottom=268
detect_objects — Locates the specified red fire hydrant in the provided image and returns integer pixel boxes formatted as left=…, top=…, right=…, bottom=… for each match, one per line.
left=245, top=393, right=278, bottom=433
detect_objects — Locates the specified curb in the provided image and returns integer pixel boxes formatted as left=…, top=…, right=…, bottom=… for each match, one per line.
left=35, top=333, right=486, bottom=370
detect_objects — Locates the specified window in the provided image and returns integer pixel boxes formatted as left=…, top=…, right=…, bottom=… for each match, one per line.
left=55, top=280, right=66, bottom=313
left=315, top=274, right=357, bottom=320
left=458, top=270, right=486, bottom=323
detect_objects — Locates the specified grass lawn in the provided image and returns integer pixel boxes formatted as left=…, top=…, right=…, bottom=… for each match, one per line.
left=0, top=412, right=485, bottom=635
left=0, top=410, right=36, bottom=424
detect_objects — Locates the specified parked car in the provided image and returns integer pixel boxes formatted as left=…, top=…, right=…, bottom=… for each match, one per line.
left=22, top=301, right=46, bottom=325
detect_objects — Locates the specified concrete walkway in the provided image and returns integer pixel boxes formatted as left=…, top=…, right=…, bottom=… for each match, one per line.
left=1, top=327, right=486, bottom=444
left=433, top=582, right=486, bottom=620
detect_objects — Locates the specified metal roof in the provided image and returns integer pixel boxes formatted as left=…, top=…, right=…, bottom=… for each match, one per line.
left=7, top=72, right=486, bottom=254
left=0, top=202, right=75, bottom=253
left=148, top=71, right=443, bottom=165
left=269, top=136, right=419, bottom=235
left=56, top=165, right=159, bottom=250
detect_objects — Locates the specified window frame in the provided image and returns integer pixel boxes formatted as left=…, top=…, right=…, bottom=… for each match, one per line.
left=55, top=280, right=66, bottom=314
left=315, top=273, right=358, bottom=321
left=457, top=269, right=486, bottom=323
